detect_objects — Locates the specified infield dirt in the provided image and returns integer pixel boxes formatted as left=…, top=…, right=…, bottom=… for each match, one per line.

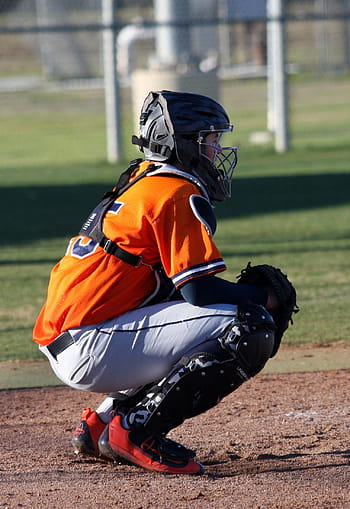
left=1, top=364, right=349, bottom=509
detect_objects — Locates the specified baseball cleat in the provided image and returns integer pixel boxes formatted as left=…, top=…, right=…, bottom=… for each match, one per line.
left=98, top=414, right=204, bottom=475
left=72, top=407, right=106, bottom=457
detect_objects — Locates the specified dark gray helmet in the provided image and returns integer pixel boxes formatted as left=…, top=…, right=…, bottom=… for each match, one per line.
left=132, top=90, right=238, bottom=201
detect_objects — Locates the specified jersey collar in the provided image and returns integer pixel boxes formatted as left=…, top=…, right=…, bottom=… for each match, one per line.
left=146, top=163, right=210, bottom=201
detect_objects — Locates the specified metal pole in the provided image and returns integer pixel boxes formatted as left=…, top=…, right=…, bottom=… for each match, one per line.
left=154, top=0, right=190, bottom=67
left=218, top=0, right=231, bottom=68
left=102, top=0, right=122, bottom=162
left=266, top=6, right=276, bottom=134
left=267, top=0, right=289, bottom=152
left=342, top=0, right=350, bottom=68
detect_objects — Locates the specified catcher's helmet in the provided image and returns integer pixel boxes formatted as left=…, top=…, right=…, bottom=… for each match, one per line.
left=131, top=90, right=238, bottom=201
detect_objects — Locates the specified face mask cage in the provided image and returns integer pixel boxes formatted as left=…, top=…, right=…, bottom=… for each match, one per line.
left=197, top=127, right=238, bottom=199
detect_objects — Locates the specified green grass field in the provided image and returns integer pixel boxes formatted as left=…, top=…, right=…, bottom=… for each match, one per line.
left=1, top=78, right=349, bottom=362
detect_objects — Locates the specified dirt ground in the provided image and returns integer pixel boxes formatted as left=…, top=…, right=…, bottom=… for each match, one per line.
left=1, top=368, right=349, bottom=509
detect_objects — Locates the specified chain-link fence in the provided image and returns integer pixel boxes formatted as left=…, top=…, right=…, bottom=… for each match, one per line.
left=1, top=0, right=349, bottom=85
left=1, top=0, right=349, bottom=158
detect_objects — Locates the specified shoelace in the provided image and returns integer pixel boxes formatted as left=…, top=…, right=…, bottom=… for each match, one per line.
left=141, top=434, right=196, bottom=461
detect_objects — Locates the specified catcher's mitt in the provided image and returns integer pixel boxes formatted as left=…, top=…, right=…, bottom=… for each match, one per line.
left=237, top=262, right=299, bottom=357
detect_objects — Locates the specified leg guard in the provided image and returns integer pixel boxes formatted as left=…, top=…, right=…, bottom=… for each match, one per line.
left=122, top=304, right=275, bottom=436
left=219, top=303, right=276, bottom=378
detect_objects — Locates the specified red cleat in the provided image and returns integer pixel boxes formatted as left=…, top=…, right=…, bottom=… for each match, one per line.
left=72, top=407, right=106, bottom=456
left=98, top=414, right=204, bottom=475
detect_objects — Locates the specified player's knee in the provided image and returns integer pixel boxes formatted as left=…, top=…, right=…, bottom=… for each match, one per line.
left=220, top=303, right=276, bottom=379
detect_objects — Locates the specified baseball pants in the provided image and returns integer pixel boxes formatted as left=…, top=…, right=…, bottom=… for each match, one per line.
left=40, top=300, right=238, bottom=394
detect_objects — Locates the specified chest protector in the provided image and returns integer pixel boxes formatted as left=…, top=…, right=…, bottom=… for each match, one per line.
left=78, top=159, right=184, bottom=306
left=79, top=158, right=216, bottom=264
left=78, top=159, right=216, bottom=305
left=79, top=158, right=151, bottom=266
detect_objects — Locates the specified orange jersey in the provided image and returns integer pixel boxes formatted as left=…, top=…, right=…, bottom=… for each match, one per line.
left=33, top=162, right=226, bottom=345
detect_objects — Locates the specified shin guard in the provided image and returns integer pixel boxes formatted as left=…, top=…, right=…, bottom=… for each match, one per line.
left=123, top=304, right=275, bottom=436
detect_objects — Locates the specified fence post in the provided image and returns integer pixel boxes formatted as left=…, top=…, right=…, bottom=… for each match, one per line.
left=267, top=0, right=290, bottom=152
left=102, top=0, right=122, bottom=163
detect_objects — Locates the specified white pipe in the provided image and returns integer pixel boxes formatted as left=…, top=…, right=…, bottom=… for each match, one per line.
left=117, top=22, right=155, bottom=86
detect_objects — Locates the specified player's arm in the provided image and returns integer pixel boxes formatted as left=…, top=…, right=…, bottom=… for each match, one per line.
left=155, top=185, right=271, bottom=308
left=179, top=274, right=268, bottom=307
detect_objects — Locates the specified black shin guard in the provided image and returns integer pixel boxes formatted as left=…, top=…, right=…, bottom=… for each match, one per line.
left=123, top=304, right=275, bottom=436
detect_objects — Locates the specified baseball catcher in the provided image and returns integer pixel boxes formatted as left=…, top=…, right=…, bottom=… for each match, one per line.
left=33, top=90, right=298, bottom=475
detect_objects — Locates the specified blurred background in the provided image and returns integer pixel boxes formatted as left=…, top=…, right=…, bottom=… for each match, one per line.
left=1, top=0, right=350, bottom=158
left=1, top=0, right=350, bottom=373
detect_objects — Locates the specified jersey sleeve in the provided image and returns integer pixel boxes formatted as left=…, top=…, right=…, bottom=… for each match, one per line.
left=152, top=186, right=226, bottom=288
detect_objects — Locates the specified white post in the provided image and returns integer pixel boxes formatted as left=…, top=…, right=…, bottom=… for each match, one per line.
left=267, top=0, right=289, bottom=152
left=218, top=0, right=231, bottom=68
left=102, top=0, right=122, bottom=162
left=153, top=0, right=190, bottom=67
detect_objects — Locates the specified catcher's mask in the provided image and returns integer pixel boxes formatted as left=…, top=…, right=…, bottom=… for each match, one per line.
left=131, top=90, right=238, bottom=201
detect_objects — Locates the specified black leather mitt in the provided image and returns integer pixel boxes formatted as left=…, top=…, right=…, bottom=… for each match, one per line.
left=237, top=262, right=299, bottom=356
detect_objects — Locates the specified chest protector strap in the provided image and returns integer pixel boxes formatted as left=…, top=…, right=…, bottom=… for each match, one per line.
left=78, top=158, right=155, bottom=266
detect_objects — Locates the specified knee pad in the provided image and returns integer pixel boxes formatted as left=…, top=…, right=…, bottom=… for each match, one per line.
left=220, top=303, right=275, bottom=379
left=123, top=304, right=275, bottom=435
